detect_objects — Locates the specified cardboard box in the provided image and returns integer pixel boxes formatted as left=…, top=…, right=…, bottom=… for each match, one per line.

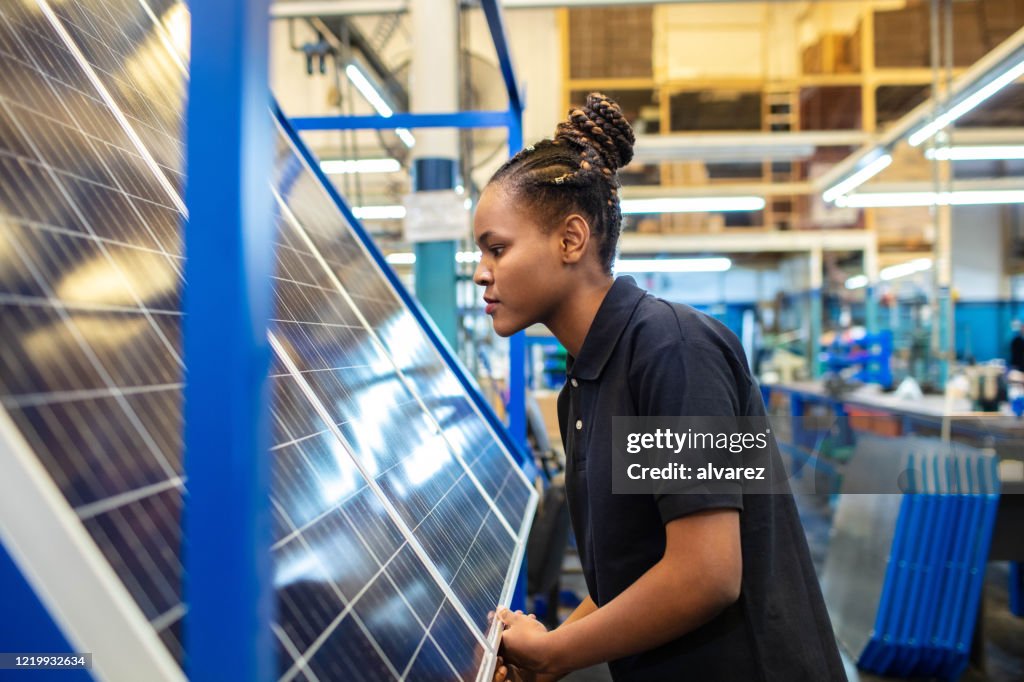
left=569, top=7, right=653, bottom=78
left=532, top=389, right=563, bottom=449
left=874, top=5, right=930, bottom=68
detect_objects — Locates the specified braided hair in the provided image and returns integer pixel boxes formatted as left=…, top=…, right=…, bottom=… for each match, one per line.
left=488, top=93, right=635, bottom=274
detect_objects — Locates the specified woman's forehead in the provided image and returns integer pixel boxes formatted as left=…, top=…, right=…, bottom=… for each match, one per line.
left=474, top=188, right=521, bottom=232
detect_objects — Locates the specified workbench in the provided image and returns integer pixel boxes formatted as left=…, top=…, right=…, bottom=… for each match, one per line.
left=763, top=380, right=1024, bottom=617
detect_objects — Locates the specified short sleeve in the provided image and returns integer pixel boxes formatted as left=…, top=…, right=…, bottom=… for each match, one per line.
left=631, top=337, right=745, bottom=523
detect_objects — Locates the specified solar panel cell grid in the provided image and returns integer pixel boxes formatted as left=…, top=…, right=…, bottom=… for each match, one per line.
left=47, top=0, right=186, bottom=185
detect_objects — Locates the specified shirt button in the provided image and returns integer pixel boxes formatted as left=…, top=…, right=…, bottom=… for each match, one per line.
left=571, top=378, right=578, bottom=388
left=575, top=419, right=583, bottom=430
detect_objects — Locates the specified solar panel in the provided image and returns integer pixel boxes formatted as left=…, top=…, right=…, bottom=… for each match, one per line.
left=0, top=1, right=536, bottom=680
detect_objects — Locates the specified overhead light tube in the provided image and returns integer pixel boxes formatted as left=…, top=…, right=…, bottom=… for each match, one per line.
left=845, top=275, right=869, bottom=289
left=344, top=63, right=416, bottom=148
left=385, top=252, right=416, bottom=265
left=320, top=158, right=402, bottom=174
left=615, top=257, right=732, bottom=273
left=925, top=145, right=1024, bottom=161
left=880, top=258, right=932, bottom=281
left=352, top=205, right=406, bottom=220
left=823, top=154, right=893, bottom=203
left=620, top=197, right=765, bottom=214
left=836, top=189, right=1024, bottom=208
left=908, top=58, right=1024, bottom=147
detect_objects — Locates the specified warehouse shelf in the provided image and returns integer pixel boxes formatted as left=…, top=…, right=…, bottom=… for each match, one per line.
left=557, top=1, right=1024, bottom=250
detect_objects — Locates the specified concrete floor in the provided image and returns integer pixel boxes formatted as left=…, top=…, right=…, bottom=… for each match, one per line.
left=544, top=493, right=1023, bottom=681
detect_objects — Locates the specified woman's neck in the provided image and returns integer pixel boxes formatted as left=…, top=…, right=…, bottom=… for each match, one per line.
left=545, top=275, right=614, bottom=357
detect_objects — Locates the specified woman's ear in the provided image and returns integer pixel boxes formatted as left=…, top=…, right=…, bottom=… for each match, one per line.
left=560, top=214, right=591, bottom=264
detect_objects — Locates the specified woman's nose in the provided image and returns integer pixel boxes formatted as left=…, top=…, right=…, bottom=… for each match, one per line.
left=473, top=261, right=492, bottom=287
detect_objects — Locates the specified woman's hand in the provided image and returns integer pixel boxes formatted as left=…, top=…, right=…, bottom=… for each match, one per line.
left=495, top=607, right=557, bottom=673
left=493, top=655, right=536, bottom=682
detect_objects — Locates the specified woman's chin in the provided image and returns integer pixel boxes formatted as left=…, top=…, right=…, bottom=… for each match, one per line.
left=492, top=316, right=525, bottom=338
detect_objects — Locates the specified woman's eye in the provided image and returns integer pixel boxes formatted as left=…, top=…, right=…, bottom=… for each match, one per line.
left=490, top=246, right=505, bottom=257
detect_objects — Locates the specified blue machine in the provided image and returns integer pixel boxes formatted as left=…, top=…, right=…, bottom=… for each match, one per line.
left=822, top=330, right=894, bottom=388
left=823, top=436, right=1001, bottom=680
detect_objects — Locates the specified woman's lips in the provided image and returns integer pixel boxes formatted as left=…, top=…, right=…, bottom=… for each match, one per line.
left=485, top=301, right=498, bottom=315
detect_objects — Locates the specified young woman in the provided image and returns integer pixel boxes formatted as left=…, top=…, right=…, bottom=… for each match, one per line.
left=474, top=94, right=847, bottom=681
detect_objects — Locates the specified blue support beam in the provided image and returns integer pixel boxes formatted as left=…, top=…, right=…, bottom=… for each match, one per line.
left=505, top=115, right=527, bottom=452
left=505, top=106, right=529, bottom=614
left=0, top=544, right=91, bottom=682
left=865, top=284, right=878, bottom=335
left=183, top=1, right=276, bottom=680
left=290, top=110, right=513, bottom=131
left=480, top=0, right=525, bottom=114
left=413, top=158, right=460, bottom=349
left=810, top=287, right=823, bottom=379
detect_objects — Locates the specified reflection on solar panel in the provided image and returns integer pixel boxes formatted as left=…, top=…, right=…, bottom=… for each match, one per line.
left=0, top=2, right=537, bottom=680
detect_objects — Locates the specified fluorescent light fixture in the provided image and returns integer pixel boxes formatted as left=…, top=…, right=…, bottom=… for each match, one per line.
left=845, top=274, right=869, bottom=290
left=836, top=189, right=1024, bottom=208
left=823, top=154, right=893, bottom=203
left=344, top=63, right=416, bottom=148
left=387, top=251, right=481, bottom=266
left=395, top=128, right=416, bottom=148
left=909, top=58, right=1024, bottom=147
left=880, top=258, right=932, bottom=281
left=352, top=205, right=406, bottom=220
left=345, top=64, right=392, bottom=117
left=320, top=158, right=401, bottom=174
left=925, top=145, right=1024, bottom=161
left=385, top=252, right=416, bottom=265
left=620, top=197, right=765, bottom=214
left=615, top=257, right=732, bottom=273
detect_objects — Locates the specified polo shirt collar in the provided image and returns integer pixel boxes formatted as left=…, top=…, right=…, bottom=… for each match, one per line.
left=567, top=275, right=646, bottom=381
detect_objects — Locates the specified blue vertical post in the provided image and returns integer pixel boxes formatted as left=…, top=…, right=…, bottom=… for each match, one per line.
left=183, top=1, right=276, bottom=680
left=413, top=159, right=459, bottom=348
left=810, top=288, right=822, bottom=379
left=0, top=545, right=89, bottom=682
left=506, top=114, right=527, bottom=451
left=938, top=285, right=953, bottom=388
left=506, top=110, right=529, bottom=612
left=809, top=248, right=824, bottom=380
left=865, top=284, right=879, bottom=335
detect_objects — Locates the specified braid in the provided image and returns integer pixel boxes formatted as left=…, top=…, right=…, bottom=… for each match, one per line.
left=488, top=93, right=635, bottom=274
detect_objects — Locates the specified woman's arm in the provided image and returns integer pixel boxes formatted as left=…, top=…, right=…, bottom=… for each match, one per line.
left=497, top=508, right=742, bottom=676
left=558, top=594, right=598, bottom=627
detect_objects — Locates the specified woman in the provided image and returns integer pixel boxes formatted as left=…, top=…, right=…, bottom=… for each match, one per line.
left=473, top=93, right=846, bottom=681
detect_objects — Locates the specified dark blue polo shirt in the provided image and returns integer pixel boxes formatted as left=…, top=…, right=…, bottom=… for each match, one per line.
left=557, top=276, right=846, bottom=681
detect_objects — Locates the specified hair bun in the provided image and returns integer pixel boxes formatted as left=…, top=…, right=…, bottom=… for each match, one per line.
left=554, top=92, right=635, bottom=172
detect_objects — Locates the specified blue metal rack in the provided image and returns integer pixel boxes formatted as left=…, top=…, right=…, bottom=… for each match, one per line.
left=183, top=3, right=534, bottom=679
left=286, top=0, right=531, bottom=460
left=824, top=437, right=1002, bottom=680
left=184, top=1, right=276, bottom=680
